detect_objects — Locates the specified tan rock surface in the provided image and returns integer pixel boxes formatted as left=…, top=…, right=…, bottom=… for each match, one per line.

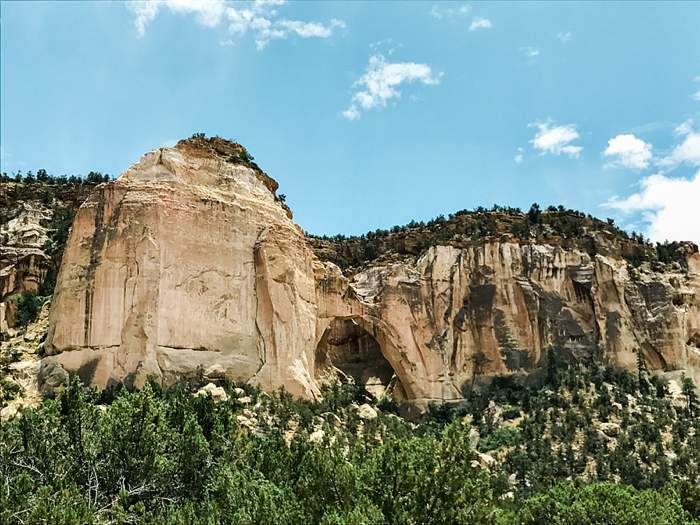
left=42, top=138, right=700, bottom=406
left=45, top=138, right=318, bottom=397
left=317, top=243, right=700, bottom=402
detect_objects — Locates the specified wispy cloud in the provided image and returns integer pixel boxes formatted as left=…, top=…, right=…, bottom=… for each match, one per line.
left=128, top=0, right=226, bottom=37
left=603, top=134, right=652, bottom=170
left=429, top=3, right=470, bottom=20
left=520, top=46, right=540, bottom=58
left=469, top=17, right=492, bottom=31
left=603, top=170, right=700, bottom=244
left=431, top=4, right=492, bottom=33
left=693, top=91, right=700, bottom=102
left=343, top=54, right=442, bottom=120
left=529, top=120, right=582, bottom=158
left=556, top=31, right=572, bottom=43
left=126, top=0, right=345, bottom=49
left=514, top=147, right=524, bottom=164
left=657, top=119, right=700, bottom=169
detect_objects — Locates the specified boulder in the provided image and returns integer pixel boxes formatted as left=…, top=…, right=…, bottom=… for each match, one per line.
left=37, top=359, right=68, bottom=397
left=195, top=382, right=229, bottom=402
left=357, top=403, right=378, bottom=420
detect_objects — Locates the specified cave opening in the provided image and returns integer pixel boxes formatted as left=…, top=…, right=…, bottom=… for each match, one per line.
left=315, top=318, right=405, bottom=401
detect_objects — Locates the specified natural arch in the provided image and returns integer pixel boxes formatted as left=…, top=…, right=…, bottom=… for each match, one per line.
left=315, top=317, right=406, bottom=401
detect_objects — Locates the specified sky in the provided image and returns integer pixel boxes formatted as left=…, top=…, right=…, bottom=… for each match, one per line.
left=1, top=1, right=699, bottom=243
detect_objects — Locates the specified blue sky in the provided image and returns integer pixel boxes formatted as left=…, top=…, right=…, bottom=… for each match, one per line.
left=1, top=1, right=699, bottom=242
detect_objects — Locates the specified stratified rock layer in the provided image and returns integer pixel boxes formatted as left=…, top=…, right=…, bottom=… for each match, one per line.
left=45, top=139, right=700, bottom=403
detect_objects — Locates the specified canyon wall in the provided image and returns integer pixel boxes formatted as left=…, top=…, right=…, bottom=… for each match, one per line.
left=42, top=138, right=700, bottom=403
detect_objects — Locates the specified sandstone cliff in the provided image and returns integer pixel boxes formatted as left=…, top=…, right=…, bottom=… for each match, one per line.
left=41, top=137, right=700, bottom=406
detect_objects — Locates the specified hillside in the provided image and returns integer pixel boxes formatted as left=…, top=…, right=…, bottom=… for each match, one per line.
left=1, top=138, right=699, bottom=524
left=0, top=361, right=698, bottom=523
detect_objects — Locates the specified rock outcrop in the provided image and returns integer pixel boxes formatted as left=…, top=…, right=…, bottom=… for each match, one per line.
left=45, top=137, right=318, bottom=397
left=317, top=243, right=700, bottom=406
left=42, top=137, right=700, bottom=406
left=0, top=202, right=51, bottom=332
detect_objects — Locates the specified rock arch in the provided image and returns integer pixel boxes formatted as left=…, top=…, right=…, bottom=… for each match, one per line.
left=314, top=315, right=410, bottom=401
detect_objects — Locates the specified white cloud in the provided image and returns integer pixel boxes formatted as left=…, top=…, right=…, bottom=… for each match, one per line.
left=343, top=54, right=442, bottom=120
left=277, top=18, right=344, bottom=38
left=556, top=31, right=572, bottom=43
left=675, top=119, right=693, bottom=136
left=128, top=0, right=161, bottom=37
left=603, top=134, right=652, bottom=170
left=693, top=91, right=700, bottom=102
left=430, top=3, right=470, bottom=20
left=520, top=46, right=540, bottom=58
left=514, top=147, right=524, bottom=164
left=126, top=0, right=345, bottom=49
left=604, top=170, right=700, bottom=245
left=127, top=0, right=226, bottom=37
left=469, top=17, right=492, bottom=31
left=529, top=120, right=582, bottom=158
left=658, top=121, right=700, bottom=169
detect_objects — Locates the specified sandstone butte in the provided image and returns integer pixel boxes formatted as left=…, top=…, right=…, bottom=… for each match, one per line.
left=22, top=136, right=699, bottom=410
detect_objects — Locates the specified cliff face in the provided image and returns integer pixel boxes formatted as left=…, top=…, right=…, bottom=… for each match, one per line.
left=317, top=243, right=700, bottom=405
left=44, top=138, right=319, bottom=397
left=42, top=138, right=700, bottom=404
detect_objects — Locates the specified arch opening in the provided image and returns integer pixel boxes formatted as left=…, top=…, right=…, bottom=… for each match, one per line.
left=315, top=318, right=405, bottom=402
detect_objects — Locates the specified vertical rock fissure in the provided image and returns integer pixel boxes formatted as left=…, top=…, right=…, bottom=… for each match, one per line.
left=83, top=189, right=107, bottom=346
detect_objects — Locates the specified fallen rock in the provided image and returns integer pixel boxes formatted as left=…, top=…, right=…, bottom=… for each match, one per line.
left=357, top=403, right=378, bottom=420
left=471, top=451, right=496, bottom=470
left=0, top=404, right=19, bottom=421
left=468, top=427, right=480, bottom=449
left=37, top=358, right=68, bottom=397
left=195, top=383, right=229, bottom=402
left=598, top=422, right=621, bottom=437
left=309, top=429, right=325, bottom=443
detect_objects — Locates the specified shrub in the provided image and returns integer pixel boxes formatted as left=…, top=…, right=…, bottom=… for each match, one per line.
left=9, top=291, right=44, bottom=326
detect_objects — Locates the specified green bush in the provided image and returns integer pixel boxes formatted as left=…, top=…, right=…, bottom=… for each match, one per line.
left=481, top=426, right=520, bottom=452
left=502, top=482, right=693, bottom=525
left=1, top=374, right=698, bottom=525
left=9, top=291, right=44, bottom=326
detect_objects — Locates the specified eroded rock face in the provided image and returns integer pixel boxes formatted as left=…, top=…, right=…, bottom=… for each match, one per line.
left=0, top=202, right=51, bottom=332
left=45, top=139, right=317, bottom=396
left=318, top=244, right=700, bottom=404
left=44, top=138, right=700, bottom=404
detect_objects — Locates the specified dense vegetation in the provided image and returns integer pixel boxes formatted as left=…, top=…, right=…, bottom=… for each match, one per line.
left=1, top=356, right=698, bottom=524
left=7, top=291, right=45, bottom=327
left=308, top=203, right=697, bottom=272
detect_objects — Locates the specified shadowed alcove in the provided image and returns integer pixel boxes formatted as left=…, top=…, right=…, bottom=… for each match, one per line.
left=315, top=317, right=406, bottom=401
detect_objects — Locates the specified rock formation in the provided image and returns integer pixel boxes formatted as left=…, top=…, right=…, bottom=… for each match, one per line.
left=41, top=137, right=700, bottom=406
left=0, top=201, right=52, bottom=332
